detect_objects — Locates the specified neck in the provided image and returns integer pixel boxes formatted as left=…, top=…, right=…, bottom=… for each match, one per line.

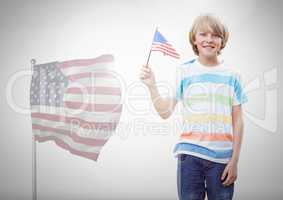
left=198, top=55, right=220, bottom=67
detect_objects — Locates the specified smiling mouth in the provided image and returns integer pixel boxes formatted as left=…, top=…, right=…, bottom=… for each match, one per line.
left=202, top=46, right=216, bottom=51
left=202, top=45, right=215, bottom=48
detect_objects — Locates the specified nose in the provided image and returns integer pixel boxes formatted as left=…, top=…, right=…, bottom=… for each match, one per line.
left=205, top=34, right=213, bottom=42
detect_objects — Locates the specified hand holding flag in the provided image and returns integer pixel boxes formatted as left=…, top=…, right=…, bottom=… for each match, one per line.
left=139, top=64, right=156, bottom=88
left=142, top=28, right=180, bottom=87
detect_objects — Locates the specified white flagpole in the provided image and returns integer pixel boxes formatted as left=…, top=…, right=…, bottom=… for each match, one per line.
left=146, top=26, right=158, bottom=67
left=31, top=59, right=37, bottom=200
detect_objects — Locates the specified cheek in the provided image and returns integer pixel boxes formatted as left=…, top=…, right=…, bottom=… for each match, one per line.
left=194, top=36, right=204, bottom=45
left=195, top=40, right=204, bottom=48
left=216, top=39, right=223, bottom=47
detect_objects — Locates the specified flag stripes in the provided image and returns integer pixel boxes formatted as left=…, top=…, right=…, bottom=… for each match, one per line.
left=30, top=55, right=122, bottom=161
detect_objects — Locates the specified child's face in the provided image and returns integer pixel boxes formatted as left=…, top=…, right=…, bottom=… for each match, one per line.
left=193, top=27, right=222, bottom=59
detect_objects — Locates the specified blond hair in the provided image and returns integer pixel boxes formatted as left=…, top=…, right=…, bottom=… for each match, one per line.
left=189, top=14, right=229, bottom=55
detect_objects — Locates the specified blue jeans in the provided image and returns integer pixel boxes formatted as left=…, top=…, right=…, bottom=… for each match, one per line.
left=177, top=154, right=234, bottom=200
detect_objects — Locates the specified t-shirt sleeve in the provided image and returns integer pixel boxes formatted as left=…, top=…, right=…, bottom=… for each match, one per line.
left=173, top=65, right=183, bottom=102
left=232, top=72, right=248, bottom=106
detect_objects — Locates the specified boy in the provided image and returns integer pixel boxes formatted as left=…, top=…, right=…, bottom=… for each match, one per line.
left=140, top=14, right=247, bottom=200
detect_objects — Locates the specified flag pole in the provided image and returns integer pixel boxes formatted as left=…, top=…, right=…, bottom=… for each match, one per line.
left=146, top=27, right=158, bottom=67
left=31, top=58, right=37, bottom=200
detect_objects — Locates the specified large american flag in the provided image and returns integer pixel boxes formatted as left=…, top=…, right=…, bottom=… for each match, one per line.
left=30, top=55, right=122, bottom=161
left=151, top=30, right=180, bottom=59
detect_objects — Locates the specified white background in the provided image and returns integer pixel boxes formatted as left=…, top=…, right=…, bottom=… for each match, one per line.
left=0, top=0, right=282, bottom=199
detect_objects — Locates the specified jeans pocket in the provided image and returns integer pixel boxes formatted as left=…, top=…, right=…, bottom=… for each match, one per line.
left=178, top=154, right=188, bottom=162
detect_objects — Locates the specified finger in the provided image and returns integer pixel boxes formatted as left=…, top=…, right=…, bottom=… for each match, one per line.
left=143, top=64, right=149, bottom=69
left=144, top=65, right=153, bottom=71
left=228, top=175, right=237, bottom=185
left=141, top=68, right=150, bottom=73
left=226, top=177, right=234, bottom=186
left=142, top=66, right=151, bottom=73
left=140, top=72, right=150, bottom=78
left=140, top=73, right=149, bottom=80
left=222, top=176, right=230, bottom=186
left=139, top=73, right=146, bottom=79
left=221, top=167, right=228, bottom=180
left=223, top=173, right=232, bottom=186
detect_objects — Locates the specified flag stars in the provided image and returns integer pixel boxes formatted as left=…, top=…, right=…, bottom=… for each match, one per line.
left=30, top=62, right=68, bottom=107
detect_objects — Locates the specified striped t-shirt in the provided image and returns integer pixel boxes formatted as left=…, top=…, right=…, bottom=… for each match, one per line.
left=173, top=58, right=248, bottom=164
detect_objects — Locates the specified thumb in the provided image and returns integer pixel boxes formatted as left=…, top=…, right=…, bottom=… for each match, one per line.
left=143, top=64, right=149, bottom=69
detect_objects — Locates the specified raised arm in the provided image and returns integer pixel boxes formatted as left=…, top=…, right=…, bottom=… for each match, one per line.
left=139, top=65, right=177, bottom=119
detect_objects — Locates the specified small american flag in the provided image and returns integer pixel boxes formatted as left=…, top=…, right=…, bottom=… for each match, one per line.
left=151, top=30, right=180, bottom=59
left=30, top=55, right=122, bottom=161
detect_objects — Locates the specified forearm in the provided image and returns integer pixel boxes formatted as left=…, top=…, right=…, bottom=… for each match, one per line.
left=139, top=64, right=176, bottom=119
left=148, top=85, right=175, bottom=119
left=231, top=111, right=244, bottom=163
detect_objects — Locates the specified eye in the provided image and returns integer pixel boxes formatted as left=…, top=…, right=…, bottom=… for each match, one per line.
left=198, top=32, right=206, bottom=36
left=212, top=33, right=221, bottom=38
